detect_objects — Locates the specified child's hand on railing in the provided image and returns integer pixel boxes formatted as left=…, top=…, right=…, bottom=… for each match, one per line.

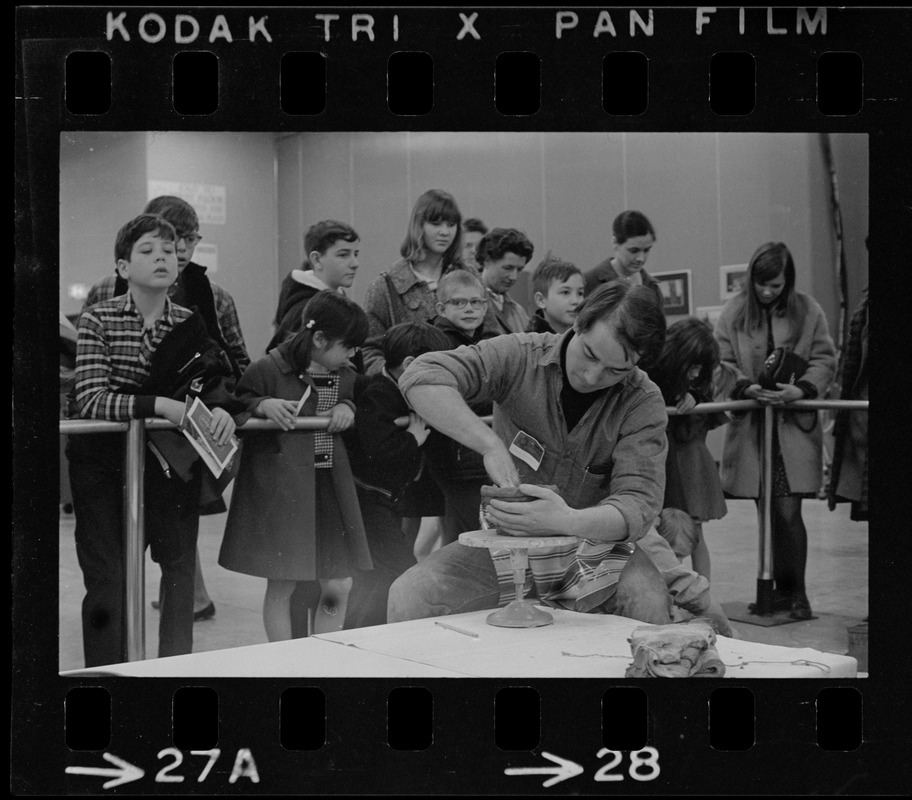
left=208, top=407, right=237, bottom=445
left=675, top=392, right=697, bottom=413
left=320, top=403, right=355, bottom=433
left=257, top=398, right=299, bottom=431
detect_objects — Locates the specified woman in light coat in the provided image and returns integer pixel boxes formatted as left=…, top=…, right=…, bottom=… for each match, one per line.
left=715, top=242, right=836, bottom=620
left=361, top=189, right=465, bottom=375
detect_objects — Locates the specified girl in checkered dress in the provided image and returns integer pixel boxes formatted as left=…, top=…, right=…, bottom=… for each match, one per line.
left=221, top=291, right=373, bottom=639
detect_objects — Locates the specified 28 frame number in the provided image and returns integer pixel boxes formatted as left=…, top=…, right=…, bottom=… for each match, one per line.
left=595, top=747, right=660, bottom=782
left=506, top=747, right=660, bottom=788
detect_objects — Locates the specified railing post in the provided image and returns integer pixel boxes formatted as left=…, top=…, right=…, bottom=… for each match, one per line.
left=123, top=419, right=146, bottom=662
left=754, top=404, right=775, bottom=614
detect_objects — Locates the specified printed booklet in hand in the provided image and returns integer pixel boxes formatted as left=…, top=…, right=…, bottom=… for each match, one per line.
left=180, top=396, right=240, bottom=479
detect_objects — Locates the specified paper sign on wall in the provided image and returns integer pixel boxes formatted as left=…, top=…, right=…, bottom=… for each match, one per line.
left=193, top=242, right=218, bottom=273
left=148, top=180, right=227, bottom=225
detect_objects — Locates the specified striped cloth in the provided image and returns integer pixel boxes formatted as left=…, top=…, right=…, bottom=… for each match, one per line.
left=73, top=293, right=192, bottom=420
left=309, top=371, right=340, bottom=468
left=491, top=539, right=635, bottom=612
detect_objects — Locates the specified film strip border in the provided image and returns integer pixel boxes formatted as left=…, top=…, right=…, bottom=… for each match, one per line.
left=61, top=682, right=865, bottom=793
left=65, top=48, right=864, bottom=118
left=14, top=4, right=912, bottom=796
left=19, top=6, right=907, bottom=131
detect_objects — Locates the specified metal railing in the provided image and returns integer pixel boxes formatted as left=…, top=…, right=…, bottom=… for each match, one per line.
left=60, top=398, right=868, bottom=661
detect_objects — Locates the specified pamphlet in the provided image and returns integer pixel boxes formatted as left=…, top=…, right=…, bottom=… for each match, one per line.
left=180, top=396, right=240, bottom=479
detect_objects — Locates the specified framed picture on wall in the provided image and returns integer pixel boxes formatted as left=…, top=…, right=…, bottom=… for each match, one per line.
left=720, top=263, right=749, bottom=301
left=652, top=270, right=692, bottom=317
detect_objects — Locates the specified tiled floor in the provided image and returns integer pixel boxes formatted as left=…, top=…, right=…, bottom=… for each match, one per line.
left=58, top=495, right=868, bottom=673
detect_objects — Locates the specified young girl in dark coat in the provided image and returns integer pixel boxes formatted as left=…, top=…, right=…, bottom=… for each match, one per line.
left=648, top=317, right=729, bottom=580
left=220, top=291, right=373, bottom=640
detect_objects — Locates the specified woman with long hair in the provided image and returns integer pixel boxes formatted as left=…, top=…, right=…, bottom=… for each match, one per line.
left=360, top=189, right=465, bottom=555
left=715, top=242, right=837, bottom=620
left=361, top=189, right=464, bottom=374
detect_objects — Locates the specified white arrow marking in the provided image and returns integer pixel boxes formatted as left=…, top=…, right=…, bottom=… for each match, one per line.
left=66, top=752, right=145, bottom=789
left=505, top=750, right=584, bottom=788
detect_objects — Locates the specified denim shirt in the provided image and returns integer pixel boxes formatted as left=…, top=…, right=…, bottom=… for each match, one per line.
left=398, top=330, right=668, bottom=543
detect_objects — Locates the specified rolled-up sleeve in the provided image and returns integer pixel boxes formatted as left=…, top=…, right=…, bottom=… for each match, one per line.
left=399, top=337, right=517, bottom=407
left=601, top=390, right=668, bottom=542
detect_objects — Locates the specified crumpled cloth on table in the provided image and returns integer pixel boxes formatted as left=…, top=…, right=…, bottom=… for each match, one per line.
left=625, top=619, right=726, bottom=678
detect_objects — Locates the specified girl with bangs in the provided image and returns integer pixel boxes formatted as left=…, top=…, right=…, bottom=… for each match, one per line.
left=648, top=317, right=729, bottom=580
left=362, top=189, right=465, bottom=374
left=715, top=242, right=836, bottom=621
left=220, top=291, right=373, bottom=639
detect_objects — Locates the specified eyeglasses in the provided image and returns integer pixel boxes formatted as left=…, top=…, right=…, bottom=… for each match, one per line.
left=178, top=232, right=202, bottom=246
left=444, top=298, right=487, bottom=309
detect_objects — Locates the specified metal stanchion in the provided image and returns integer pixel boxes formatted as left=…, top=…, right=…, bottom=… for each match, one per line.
left=754, top=404, right=775, bottom=615
left=123, top=419, right=146, bottom=662
left=62, top=400, right=865, bottom=649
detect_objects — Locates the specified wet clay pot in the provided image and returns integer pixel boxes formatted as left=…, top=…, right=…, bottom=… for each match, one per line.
left=479, top=484, right=560, bottom=535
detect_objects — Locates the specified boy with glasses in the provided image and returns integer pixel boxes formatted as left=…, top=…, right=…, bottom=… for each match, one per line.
left=431, top=269, right=493, bottom=348
left=426, top=269, right=497, bottom=544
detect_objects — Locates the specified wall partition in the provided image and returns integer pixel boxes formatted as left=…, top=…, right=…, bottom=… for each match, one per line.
left=59, top=131, right=868, bottom=358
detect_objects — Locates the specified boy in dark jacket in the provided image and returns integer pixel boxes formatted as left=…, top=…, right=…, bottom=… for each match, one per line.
left=526, top=254, right=585, bottom=335
left=67, top=213, right=239, bottom=667
left=269, top=220, right=361, bottom=353
left=426, top=269, right=496, bottom=543
left=342, top=322, right=452, bottom=629
left=431, top=268, right=494, bottom=348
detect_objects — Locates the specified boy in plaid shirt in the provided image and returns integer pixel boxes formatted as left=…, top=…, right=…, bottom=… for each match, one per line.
left=68, top=213, right=237, bottom=667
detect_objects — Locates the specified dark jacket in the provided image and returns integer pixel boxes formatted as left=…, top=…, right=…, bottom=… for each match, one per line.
left=526, top=309, right=555, bottom=334
left=268, top=271, right=365, bottom=371
left=431, top=315, right=498, bottom=350
left=220, top=346, right=372, bottom=580
left=115, top=261, right=243, bottom=379
left=827, top=290, right=869, bottom=519
left=583, top=258, right=663, bottom=307
left=424, top=318, right=492, bottom=483
left=139, top=310, right=246, bottom=507
left=268, top=270, right=321, bottom=352
left=342, top=372, right=426, bottom=500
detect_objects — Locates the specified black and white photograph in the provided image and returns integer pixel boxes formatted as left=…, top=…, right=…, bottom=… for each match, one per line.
left=55, top=129, right=869, bottom=682
left=15, top=5, right=910, bottom=796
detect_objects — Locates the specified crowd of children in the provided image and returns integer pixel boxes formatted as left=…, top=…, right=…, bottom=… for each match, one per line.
left=67, top=192, right=844, bottom=666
